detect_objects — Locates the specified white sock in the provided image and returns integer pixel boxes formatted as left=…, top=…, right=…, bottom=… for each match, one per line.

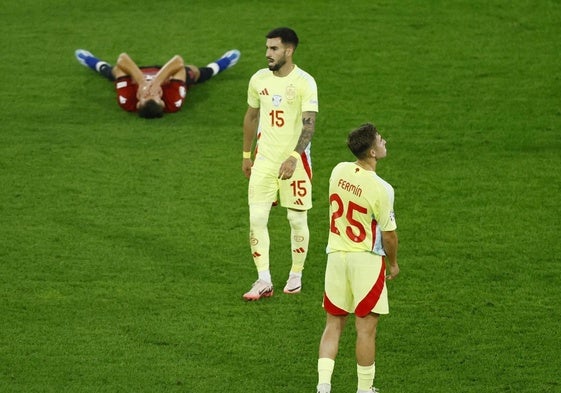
left=95, top=61, right=110, bottom=72
left=258, top=270, right=272, bottom=283
left=206, top=62, right=220, bottom=76
left=357, top=363, right=376, bottom=392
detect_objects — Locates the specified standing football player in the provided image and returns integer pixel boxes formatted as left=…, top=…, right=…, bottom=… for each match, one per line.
left=316, top=123, right=399, bottom=393
left=241, top=27, right=318, bottom=300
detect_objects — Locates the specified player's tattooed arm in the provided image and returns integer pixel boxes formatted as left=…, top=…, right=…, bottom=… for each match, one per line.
left=294, top=111, right=317, bottom=153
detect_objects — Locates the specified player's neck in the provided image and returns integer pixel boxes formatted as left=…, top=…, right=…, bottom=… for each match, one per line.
left=274, top=63, right=295, bottom=77
left=355, top=160, right=376, bottom=172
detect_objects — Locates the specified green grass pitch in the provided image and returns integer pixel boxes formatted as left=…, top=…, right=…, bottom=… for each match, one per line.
left=1, top=1, right=560, bottom=392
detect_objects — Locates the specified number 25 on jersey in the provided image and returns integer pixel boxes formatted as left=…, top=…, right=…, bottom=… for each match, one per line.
left=330, top=193, right=368, bottom=243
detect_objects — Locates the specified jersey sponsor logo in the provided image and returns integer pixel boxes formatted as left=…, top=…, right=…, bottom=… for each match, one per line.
left=272, top=95, right=282, bottom=107
left=116, top=81, right=128, bottom=89
left=259, top=88, right=269, bottom=95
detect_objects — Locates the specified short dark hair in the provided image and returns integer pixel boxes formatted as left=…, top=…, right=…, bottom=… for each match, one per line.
left=138, top=99, right=164, bottom=119
left=266, top=27, right=299, bottom=49
left=347, top=123, right=379, bottom=159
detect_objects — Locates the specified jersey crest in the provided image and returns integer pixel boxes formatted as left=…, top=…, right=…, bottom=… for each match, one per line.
left=286, top=84, right=296, bottom=103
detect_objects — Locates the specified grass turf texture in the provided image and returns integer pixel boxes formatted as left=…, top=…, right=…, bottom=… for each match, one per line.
left=1, top=0, right=560, bottom=392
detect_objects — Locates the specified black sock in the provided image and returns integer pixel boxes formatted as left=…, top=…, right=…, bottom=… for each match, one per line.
left=196, top=67, right=214, bottom=84
left=99, top=64, right=115, bottom=81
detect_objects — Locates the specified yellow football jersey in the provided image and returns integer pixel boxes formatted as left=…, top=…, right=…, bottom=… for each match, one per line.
left=247, top=65, right=318, bottom=164
left=327, top=162, right=396, bottom=255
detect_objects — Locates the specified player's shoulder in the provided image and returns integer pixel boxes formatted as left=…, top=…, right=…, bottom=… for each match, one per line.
left=293, top=65, right=314, bottom=77
left=331, top=161, right=354, bottom=176
left=335, top=161, right=353, bottom=169
left=292, top=66, right=317, bottom=92
left=249, top=69, right=273, bottom=88
left=293, top=65, right=316, bottom=82
left=373, top=173, right=394, bottom=191
left=251, top=68, right=272, bottom=80
left=334, top=163, right=387, bottom=186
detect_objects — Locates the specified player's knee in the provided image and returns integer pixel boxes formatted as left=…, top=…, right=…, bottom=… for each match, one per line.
left=249, top=203, right=271, bottom=229
left=287, top=209, right=308, bottom=230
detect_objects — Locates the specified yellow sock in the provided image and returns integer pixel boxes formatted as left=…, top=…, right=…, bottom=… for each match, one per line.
left=318, top=358, right=335, bottom=385
left=357, top=363, right=375, bottom=391
left=249, top=203, right=271, bottom=272
left=287, top=209, right=309, bottom=272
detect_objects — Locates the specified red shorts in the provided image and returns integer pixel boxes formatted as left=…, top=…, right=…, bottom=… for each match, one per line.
left=114, top=67, right=191, bottom=113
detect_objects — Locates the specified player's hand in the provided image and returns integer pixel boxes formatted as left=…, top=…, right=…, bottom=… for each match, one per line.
left=386, top=263, right=400, bottom=280
left=137, top=81, right=162, bottom=100
left=148, top=83, right=163, bottom=98
left=137, top=82, right=150, bottom=99
left=242, top=158, right=253, bottom=179
left=278, top=156, right=297, bottom=180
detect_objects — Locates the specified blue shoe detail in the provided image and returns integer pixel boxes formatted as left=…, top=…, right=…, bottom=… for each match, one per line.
left=215, top=49, right=241, bottom=72
left=75, top=49, right=99, bottom=71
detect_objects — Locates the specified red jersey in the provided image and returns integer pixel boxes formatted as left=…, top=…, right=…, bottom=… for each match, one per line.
left=114, top=67, right=187, bottom=113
